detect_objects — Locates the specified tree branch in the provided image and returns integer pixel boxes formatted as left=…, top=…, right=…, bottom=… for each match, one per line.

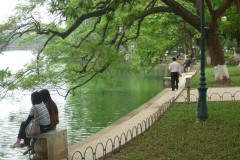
left=205, top=0, right=214, bottom=16
left=71, top=17, right=102, bottom=48
left=162, top=0, right=200, bottom=30
left=65, top=61, right=111, bottom=99
left=101, top=19, right=110, bottom=43
left=215, top=0, right=235, bottom=17
left=144, top=0, right=158, bottom=10
left=39, top=7, right=115, bottom=39
left=122, top=18, right=144, bottom=44
left=134, top=6, right=173, bottom=20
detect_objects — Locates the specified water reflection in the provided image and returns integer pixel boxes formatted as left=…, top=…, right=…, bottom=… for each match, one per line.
left=62, top=68, right=166, bottom=144
left=0, top=51, right=166, bottom=160
left=0, top=92, right=35, bottom=160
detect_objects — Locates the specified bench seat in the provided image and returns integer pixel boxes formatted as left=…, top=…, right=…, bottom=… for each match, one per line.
left=30, top=128, right=68, bottom=160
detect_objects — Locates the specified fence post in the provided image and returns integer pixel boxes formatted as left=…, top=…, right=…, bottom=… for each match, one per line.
left=185, top=78, right=191, bottom=103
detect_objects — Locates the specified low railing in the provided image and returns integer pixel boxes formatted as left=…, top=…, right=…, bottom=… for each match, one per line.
left=59, top=90, right=240, bottom=160
left=176, top=90, right=240, bottom=102
left=60, top=97, right=176, bottom=160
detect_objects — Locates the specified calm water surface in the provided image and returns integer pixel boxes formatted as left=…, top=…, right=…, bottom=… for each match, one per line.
left=0, top=51, right=167, bottom=160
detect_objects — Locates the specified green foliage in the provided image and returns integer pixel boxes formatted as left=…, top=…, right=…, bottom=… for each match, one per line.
left=13, top=24, right=122, bottom=91
left=224, top=50, right=234, bottom=59
left=0, top=68, right=12, bottom=85
left=0, top=0, right=238, bottom=96
left=130, top=13, right=197, bottom=72
left=217, top=3, right=240, bottom=50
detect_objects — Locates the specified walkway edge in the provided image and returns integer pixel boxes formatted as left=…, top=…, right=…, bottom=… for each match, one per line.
left=66, top=65, right=200, bottom=159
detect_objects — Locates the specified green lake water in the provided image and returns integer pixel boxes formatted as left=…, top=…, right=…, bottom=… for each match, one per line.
left=0, top=51, right=167, bottom=160
left=63, top=64, right=167, bottom=144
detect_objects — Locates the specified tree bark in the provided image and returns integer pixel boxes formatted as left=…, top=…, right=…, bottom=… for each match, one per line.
left=236, top=35, right=240, bottom=53
left=205, top=18, right=225, bottom=66
left=205, top=17, right=229, bottom=80
left=235, top=34, right=240, bottom=66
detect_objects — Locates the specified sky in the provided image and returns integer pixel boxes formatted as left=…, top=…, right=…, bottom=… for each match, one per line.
left=0, top=0, right=17, bottom=23
left=0, top=0, right=59, bottom=24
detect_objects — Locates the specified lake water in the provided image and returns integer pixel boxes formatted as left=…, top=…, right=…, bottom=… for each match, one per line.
left=0, top=51, right=167, bottom=160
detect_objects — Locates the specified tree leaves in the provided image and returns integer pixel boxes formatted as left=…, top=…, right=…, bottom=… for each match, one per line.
left=0, top=0, right=238, bottom=97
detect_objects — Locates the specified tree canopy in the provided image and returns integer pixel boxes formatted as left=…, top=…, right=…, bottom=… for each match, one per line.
left=0, top=0, right=239, bottom=98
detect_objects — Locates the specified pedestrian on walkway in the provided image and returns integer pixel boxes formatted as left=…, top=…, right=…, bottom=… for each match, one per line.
left=183, top=56, right=191, bottom=72
left=169, top=57, right=181, bottom=91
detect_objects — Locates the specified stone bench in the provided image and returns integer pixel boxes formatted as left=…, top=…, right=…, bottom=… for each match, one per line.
left=30, top=128, right=68, bottom=160
left=163, top=77, right=171, bottom=88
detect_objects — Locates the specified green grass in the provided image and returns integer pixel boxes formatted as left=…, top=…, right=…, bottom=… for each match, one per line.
left=191, top=64, right=240, bottom=88
left=105, top=101, right=240, bottom=160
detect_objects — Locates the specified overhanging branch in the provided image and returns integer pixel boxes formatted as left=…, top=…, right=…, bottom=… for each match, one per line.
left=162, top=0, right=200, bottom=30
left=215, top=0, right=235, bottom=17
left=39, top=7, right=115, bottom=39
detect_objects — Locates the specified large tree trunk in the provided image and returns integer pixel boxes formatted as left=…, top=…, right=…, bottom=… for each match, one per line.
left=205, top=18, right=229, bottom=81
left=235, top=35, right=240, bottom=66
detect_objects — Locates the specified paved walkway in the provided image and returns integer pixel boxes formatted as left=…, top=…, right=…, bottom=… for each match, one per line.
left=63, top=63, right=240, bottom=160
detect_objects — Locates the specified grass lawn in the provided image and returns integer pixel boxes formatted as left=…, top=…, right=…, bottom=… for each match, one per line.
left=191, top=64, right=240, bottom=88
left=105, top=101, right=240, bottom=160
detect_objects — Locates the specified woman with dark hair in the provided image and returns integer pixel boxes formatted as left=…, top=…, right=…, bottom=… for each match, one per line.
left=39, top=89, right=59, bottom=128
left=10, top=91, right=52, bottom=149
left=30, top=91, right=53, bottom=132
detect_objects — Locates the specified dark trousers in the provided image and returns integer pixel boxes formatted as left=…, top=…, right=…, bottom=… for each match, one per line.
left=171, top=72, right=179, bottom=91
left=18, top=122, right=55, bottom=146
left=17, top=121, right=30, bottom=145
left=40, top=125, right=56, bottom=133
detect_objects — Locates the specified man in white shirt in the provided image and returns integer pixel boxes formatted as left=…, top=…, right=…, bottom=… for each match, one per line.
left=169, top=57, right=181, bottom=91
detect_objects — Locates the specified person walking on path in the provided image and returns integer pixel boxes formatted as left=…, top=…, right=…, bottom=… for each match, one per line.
left=169, top=57, right=181, bottom=91
left=183, top=56, right=191, bottom=72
